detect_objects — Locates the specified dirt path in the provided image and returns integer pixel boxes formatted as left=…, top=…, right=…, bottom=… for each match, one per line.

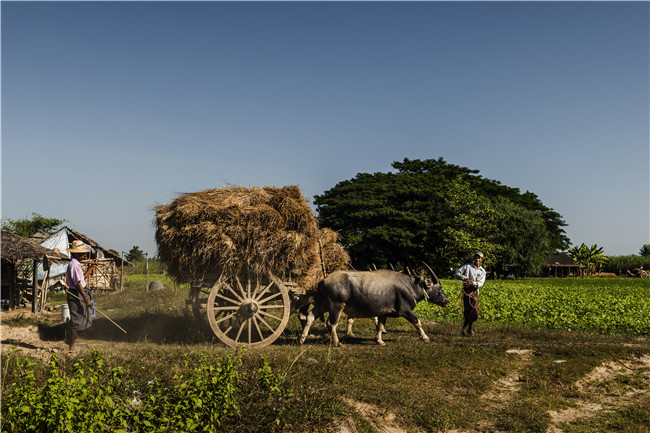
left=1, top=309, right=116, bottom=361
left=547, top=354, right=650, bottom=433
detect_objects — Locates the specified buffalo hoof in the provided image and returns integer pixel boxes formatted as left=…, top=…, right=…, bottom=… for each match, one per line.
left=422, top=338, right=431, bottom=344
left=376, top=340, right=386, bottom=346
left=347, top=333, right=356, bottom=338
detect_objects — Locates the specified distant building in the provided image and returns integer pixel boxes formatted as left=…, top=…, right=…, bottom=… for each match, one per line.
left=33, top=226, right=131, bottom=291
left=544, top=253, right=585, bottom=277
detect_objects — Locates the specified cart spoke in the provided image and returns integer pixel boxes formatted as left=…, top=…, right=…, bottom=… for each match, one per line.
left=253, top=282, right=274, bottom=302
left=235, top=277, right=247, bottom=299
left=215, top=312, right=237, bottom=325
left=258, top=291, right=282, bottom=304
left=234, top=321, right=246, bottom=342
left=222, top=282, right=244, bottom=303
left=258, top=304, right=285, bottom=310
left=252, top=317, right=264, bottom=340
left=215, top=291, right=240, bottom=306
left=255, top=313, right=275, bottom=332
left=258, top=309, right=283, bottom=322
left=212, top=305, right=239, bottom=312
left=247, top=318, right=252, bottom=344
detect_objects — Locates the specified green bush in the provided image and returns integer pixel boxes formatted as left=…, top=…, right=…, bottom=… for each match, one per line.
left=1, top=351, right=267, bottom=433
left=603, top=256, right=650, bottom=275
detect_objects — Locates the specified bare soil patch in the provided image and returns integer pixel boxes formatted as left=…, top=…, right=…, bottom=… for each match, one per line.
left=547, top=354, right=650, bottom=432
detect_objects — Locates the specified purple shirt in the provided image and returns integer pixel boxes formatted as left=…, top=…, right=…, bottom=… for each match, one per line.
left=66, top=258, right=86, bottom=290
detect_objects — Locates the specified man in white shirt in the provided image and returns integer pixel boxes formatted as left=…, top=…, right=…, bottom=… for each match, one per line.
left=454, top=252, right=486, bottom=336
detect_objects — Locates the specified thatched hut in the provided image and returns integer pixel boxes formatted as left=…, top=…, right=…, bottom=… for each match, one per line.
left=1, top=230, right=68, bottom=311
left=35, top=227, right=129, bottom=292
left=155, top=185, right=349, bottom=291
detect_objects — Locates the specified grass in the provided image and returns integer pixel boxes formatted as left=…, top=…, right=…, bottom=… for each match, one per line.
left=2, top=275, right=650, bottom=432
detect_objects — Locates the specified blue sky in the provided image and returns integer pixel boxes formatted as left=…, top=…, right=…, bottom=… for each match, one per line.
left=2, top=1, right=648, bottom=257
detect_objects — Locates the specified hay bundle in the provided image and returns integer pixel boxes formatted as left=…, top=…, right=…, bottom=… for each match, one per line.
left=155, top=186, right=349, bottom=290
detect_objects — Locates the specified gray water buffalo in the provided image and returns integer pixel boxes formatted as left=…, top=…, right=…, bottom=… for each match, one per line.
left=300, top=268, right=449, bottom=346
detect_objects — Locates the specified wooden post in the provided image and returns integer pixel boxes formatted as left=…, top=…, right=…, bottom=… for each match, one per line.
left=145, top=253, right=149, bottom=291
left=9, top=261, right=16, bottom=310
left=120, top=252, right=124, bottom=291
left=32, top=260, right=38, bottom=314
left=41, top=270, right=50, bottom=310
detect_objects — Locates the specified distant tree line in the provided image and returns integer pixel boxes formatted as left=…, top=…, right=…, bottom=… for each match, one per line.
left=315, top=157, right=570, bottom=276
left=1, top=213, right=66, bottom=238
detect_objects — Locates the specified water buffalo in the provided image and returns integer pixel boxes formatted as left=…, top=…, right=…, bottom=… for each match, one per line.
left=300, top=268, right=449, bottom=346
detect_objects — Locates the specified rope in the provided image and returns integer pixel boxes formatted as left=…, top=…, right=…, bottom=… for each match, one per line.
left=463, top=286, right=480, bottom=317
left=449, top=282, right=480, bottom=333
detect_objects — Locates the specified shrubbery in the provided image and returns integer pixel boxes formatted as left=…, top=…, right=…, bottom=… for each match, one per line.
left=1, top=351, right=290, bottom=433
left=602, top=255, right=650, bottom=275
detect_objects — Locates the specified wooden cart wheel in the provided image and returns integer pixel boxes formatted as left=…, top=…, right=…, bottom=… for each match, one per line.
left=188, top=284, right=212, bottom=322
left=207, top=272, right=291, bottom=348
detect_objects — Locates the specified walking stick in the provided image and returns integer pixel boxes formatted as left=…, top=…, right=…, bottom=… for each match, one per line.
left=65, top=289, right=128, bottom=334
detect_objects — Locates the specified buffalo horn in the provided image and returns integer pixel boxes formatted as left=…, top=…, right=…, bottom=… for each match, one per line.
left=421, top=261, right=440, bottom=285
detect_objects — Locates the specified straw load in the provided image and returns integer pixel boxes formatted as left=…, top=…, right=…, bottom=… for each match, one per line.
left=155, top=185, right=350, bottom=291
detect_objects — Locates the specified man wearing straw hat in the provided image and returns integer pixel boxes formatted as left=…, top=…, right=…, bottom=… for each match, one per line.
left=65, top=240, right=93, bottom=353
left=454, top=252, right=486, bottom=337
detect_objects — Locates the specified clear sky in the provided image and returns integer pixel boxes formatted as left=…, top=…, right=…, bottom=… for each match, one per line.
left=2, top=1, right=648, bottom=257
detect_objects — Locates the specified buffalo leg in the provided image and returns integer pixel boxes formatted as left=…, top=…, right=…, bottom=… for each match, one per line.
left=403, top=311, right=430, bottom=343
left=299, top=304, right=320, bottom=345
left=346, top=318, right=355, bottom=337
left=348, top=317, right=384, bottom=338
left=375, top=317, right=387, bottom=345
left=327, top=305, right=344, bottom=347
left=298, top=304, right=310, bottom=329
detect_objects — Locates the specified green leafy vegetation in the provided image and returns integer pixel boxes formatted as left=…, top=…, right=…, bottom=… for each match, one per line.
left=604, top=255, right=650, bottom=275
left=0, top=213, right=66, bottom=238
left=567, top=243, right=608, bottom=275
left=416, top=278, right=650, bottom=336
left=0, top=351, right=293, bottom=433
left=315, top=157, right=569, bottom=275
left=125, top=246, right=145, bottom=262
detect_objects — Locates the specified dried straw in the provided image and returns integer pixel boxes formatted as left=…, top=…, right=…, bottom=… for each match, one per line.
left=155, top=186, right=349, bottom=291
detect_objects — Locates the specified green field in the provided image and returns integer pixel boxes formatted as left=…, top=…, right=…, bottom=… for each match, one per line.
left=416, top=277, right=650, bottom=336
left=2, top=275, right=649, bottom=433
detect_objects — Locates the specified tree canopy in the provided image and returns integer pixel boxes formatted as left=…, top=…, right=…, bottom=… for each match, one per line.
left=1, top=213, right=66, bottom=238
left=314, top=158, right=569, bottom=276
left=640, top=244, right=650, bottom=257
left=125, top=246, right=145, bottom=262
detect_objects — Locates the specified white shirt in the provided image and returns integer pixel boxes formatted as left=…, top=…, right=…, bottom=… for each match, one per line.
left=454, top=263, right=486, bottom=292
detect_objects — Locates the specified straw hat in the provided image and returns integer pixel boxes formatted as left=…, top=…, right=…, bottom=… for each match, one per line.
left=67, top=240, right=89, bottom=254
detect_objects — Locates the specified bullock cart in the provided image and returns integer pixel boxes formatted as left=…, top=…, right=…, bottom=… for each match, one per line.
left=155, top=185, right=350, bottom=348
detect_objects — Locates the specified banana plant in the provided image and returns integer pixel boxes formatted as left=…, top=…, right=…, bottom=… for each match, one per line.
left=567, top=243, right=608, bottom=276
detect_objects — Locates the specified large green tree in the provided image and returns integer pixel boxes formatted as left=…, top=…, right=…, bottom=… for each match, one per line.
left=491, top=197, right=551, bottom=276
left=1, top=213, right=66, bottom=238
left=315, top=158, right=566, bottom=275
left=393, top=158, right=570, bottom=251
left=125, top=246, right=145, bottom=262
